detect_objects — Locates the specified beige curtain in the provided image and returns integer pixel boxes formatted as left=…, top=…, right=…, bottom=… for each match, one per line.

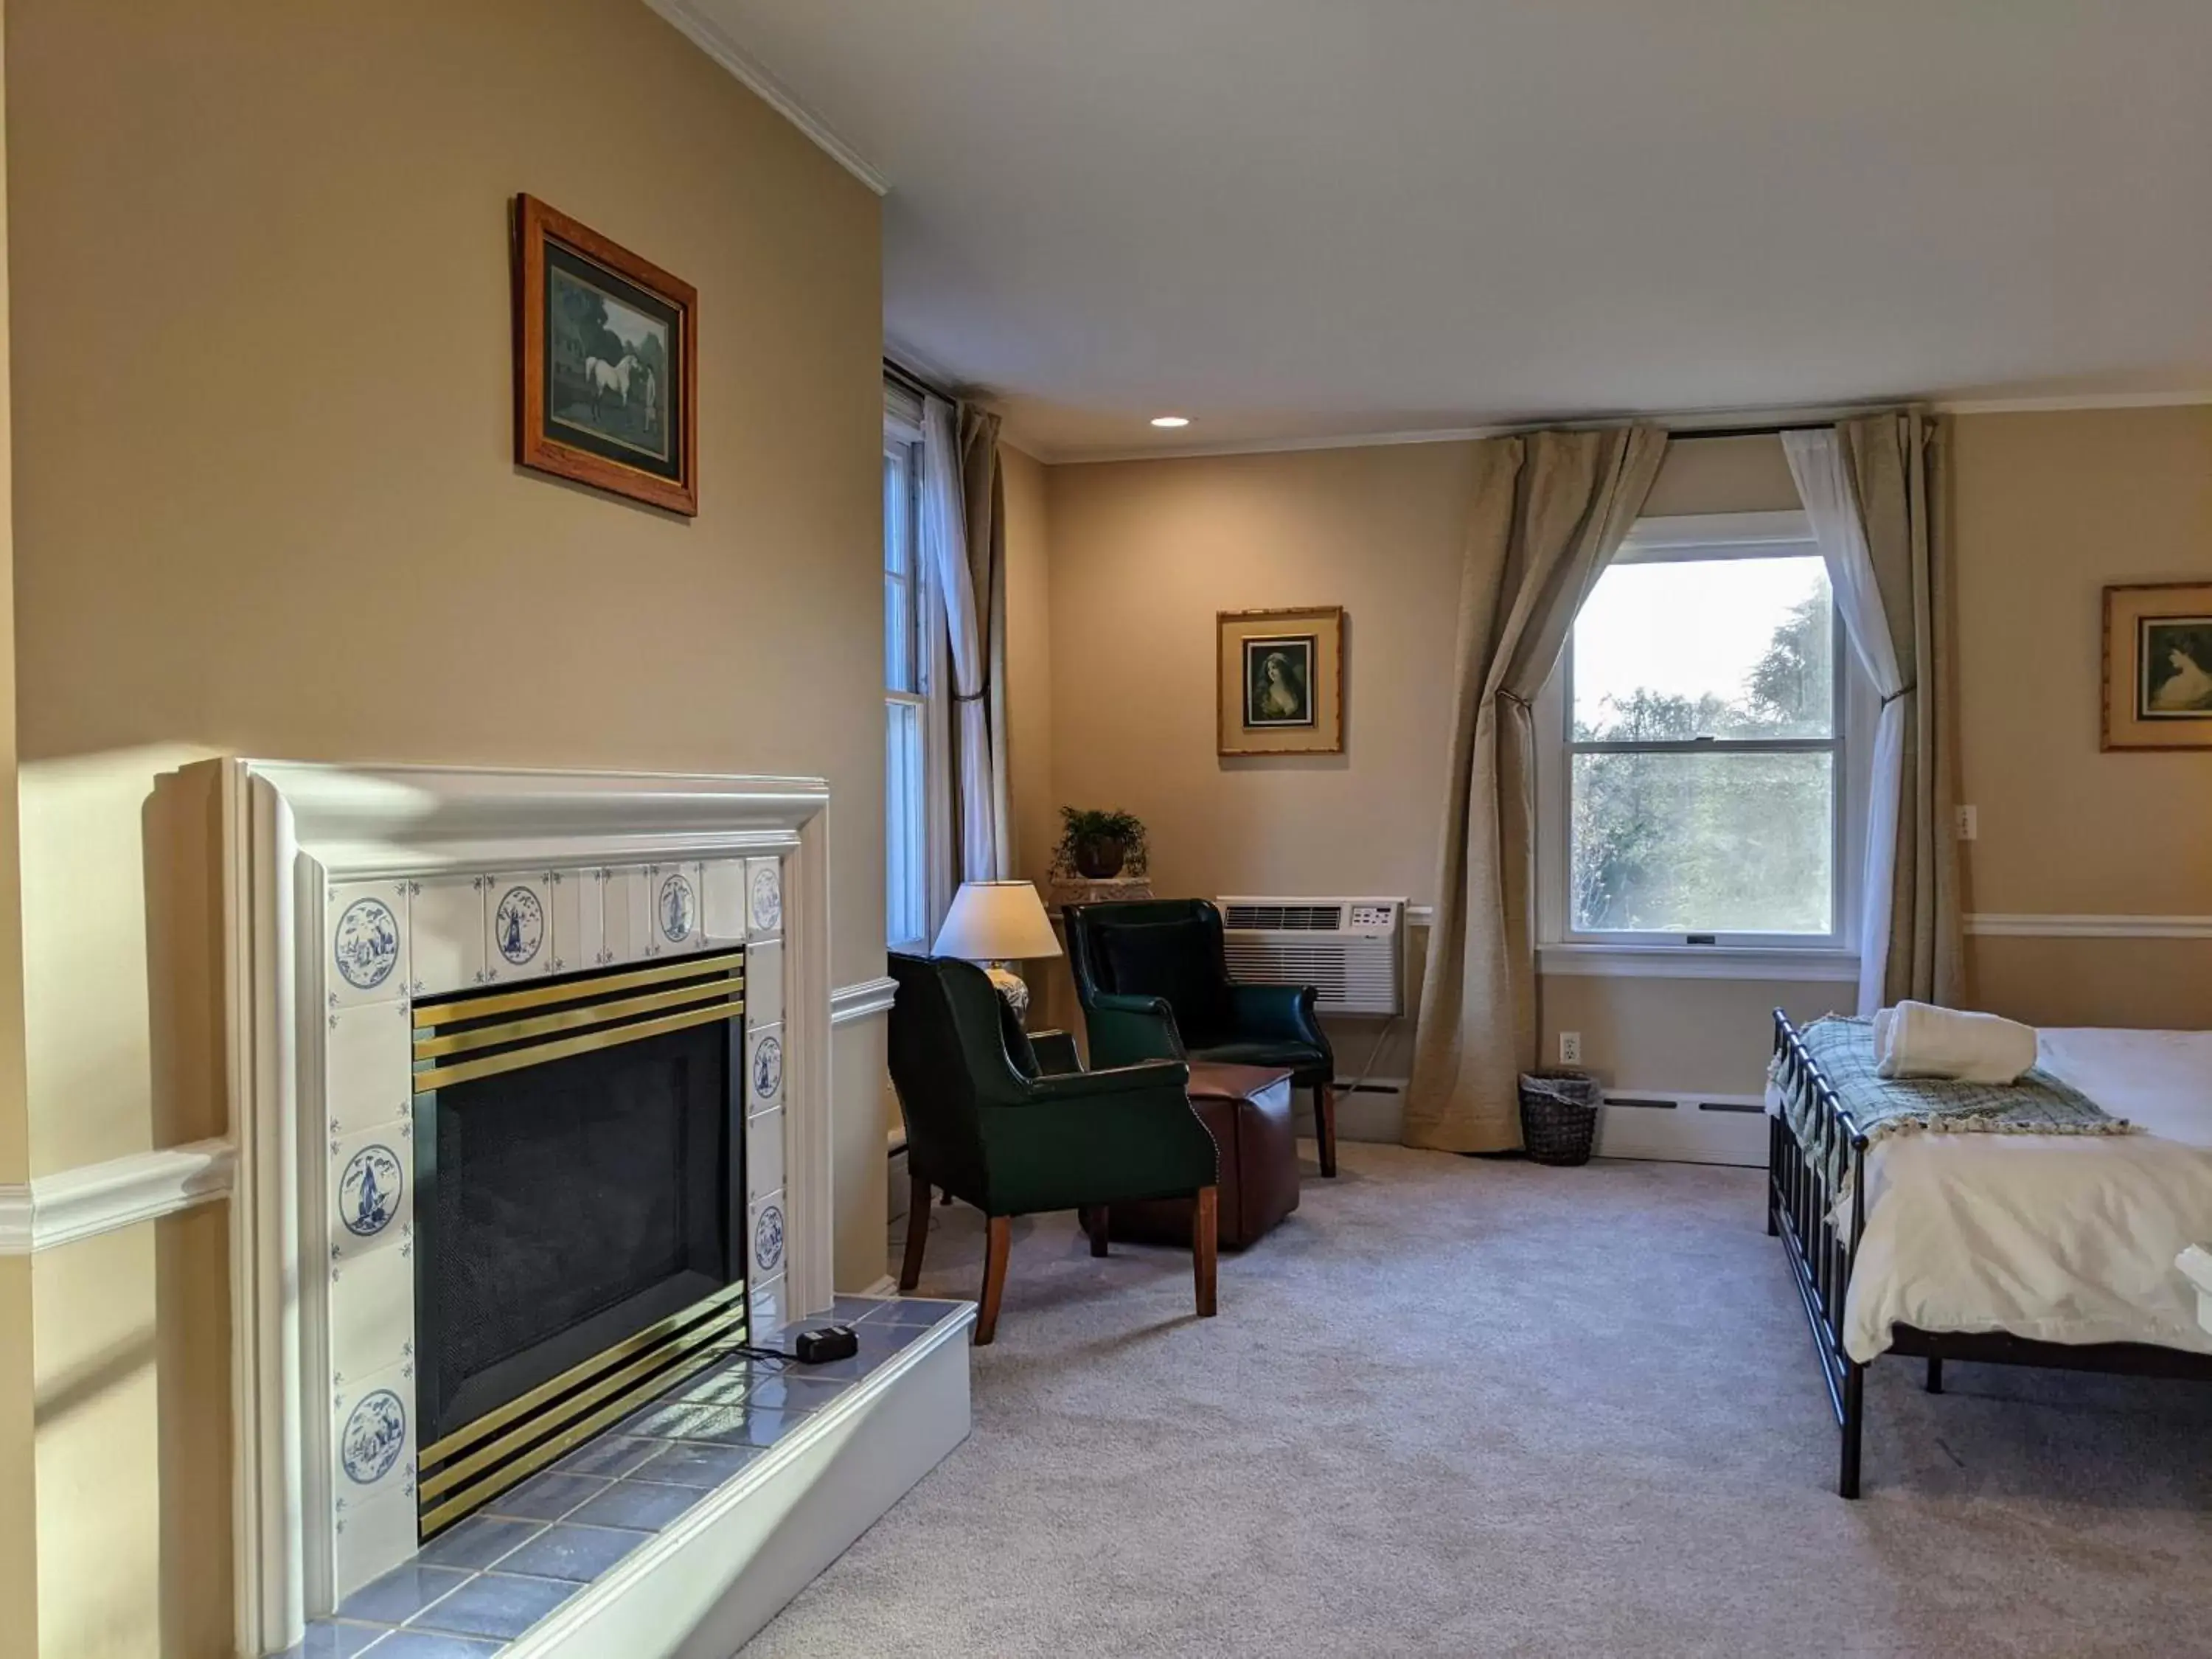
left=1405, top=427, right=1669, bottom=1153
left=956, top=405, right=1013, bottom=879
left=1837, top=408, right=1962, bottom=1007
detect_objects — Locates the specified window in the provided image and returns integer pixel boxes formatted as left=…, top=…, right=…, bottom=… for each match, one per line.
left=883, top=420, right=928, bottom=950
left=1538, top=513, right=1863, bottom=970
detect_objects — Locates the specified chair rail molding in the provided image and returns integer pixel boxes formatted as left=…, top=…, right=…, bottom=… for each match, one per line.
left=831, top=975, right=898, bottom=1025
left=0, top=1138, right=237, bottom=1255
left=1966, top=913, right=2212, bottom=939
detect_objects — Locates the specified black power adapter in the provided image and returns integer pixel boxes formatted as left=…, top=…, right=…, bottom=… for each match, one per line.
left=793, top=1324, right=859, bottom=1363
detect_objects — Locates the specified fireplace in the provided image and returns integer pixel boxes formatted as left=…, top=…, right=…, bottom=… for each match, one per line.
left=411, top=950, right=749, bottom=1535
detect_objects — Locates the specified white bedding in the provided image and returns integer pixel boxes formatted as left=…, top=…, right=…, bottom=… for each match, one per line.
left=1829, top=1027, right=2212, bottom=1363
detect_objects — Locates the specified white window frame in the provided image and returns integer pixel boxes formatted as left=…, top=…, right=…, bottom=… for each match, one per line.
left=1534, top=512, right=1868, bottom=983
left=883, top=396, right=930, bottom=954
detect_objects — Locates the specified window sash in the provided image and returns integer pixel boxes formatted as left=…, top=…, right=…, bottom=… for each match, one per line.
left=1545, top=529, right=1858, bottom=952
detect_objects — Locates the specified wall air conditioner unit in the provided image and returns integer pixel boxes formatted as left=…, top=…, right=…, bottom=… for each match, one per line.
left=1216, top=897, right=1406, bottom=1018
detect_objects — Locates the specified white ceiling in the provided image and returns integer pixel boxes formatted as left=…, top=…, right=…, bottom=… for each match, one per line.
left=673, top=0, right=2212, bottom=460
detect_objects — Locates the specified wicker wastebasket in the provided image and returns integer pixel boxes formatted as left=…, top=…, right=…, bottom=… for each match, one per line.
left=1517, top=1069, right=1601, bottom=1166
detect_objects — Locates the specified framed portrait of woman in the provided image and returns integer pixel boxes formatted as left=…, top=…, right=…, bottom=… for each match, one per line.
left=2104, top=582, right=2212, bottom=751
left=1217, top=607, right=1344, bottom=756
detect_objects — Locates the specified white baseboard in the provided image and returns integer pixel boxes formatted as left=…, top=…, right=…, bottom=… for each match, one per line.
left=1595, top=1091, right=1766, bottom=1166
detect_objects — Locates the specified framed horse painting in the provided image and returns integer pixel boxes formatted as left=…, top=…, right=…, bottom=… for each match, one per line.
left=513, top=194, right=698, bottom=515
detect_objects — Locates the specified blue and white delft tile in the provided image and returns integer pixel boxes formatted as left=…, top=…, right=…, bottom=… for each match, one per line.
left=600, top=867, right=648, bottom=967
left=330, top=1355, right=416, bottom=1600
left=328, top=1241, right=413, bottom=1389
left=642, top=863, right=704, bottom=958
left=548, top=867, right=603, bottom=974
left=328, top=1123, right=413, bottom=1264
left=745, top=941, right=783, bottom=1029
left=748, top=1275, right=784, bottom=1338
left=745, top=1026, right=784, bottom=1116
left=330, top=1484, right=424, bottom=1607
left=408, top=877, right=487, bottom=995
left=481, top=873, right=554, bottom=983
left=324, top=1001, right=411, bottom=1140
left=748, top=1192, right=787, bottom=1280
left=700, top=859, right=751, bottom=947
left=746, top=858, right=784, bottom=939
left=326, top=883, right=410, bottom=1010
left=745, top=1107, right=785, bottom=1208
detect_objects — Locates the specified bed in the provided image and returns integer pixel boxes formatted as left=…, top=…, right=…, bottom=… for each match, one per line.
left=1767, top=1010, right=2212, bottom=1497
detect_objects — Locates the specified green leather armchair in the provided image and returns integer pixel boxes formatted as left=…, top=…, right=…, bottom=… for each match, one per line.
left=1062, top=899, right=1339, bottom=1176
left=886, top=952, right=1221, bottom=1343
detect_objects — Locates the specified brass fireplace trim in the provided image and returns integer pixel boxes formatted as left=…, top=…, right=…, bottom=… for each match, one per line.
left=411, top=950, right=748, bottom=1028
left=410, top=950, right=745, bottom=1094
left=416, top=1282, right=750, bottom=1537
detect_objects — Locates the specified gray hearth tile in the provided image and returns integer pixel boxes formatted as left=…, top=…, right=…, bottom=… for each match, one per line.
left=407, top=1571, right=577, bottom=1641
left=735, top=1374, right=852, bottom=1413
left=856, top=1297, right=962, bottom=1326
left=667, top=1367, right=754, bottom=1408
left=827, top=1294, right=886, bottom=1321
left=480, top=1470, right=611, bottom=1522
left=566, top=1478, right=707, bottom=1531
left=279, top=1620, right=386, bottom=1658
left=494, top=1520, right=652, bottom=1582
left=627, top=1441, right=759, bottom=1489
left=550, top=1434, right=661, bottom=1480
left=352, top=1630, right=505, bottom=1657
left=335, top=1562, right=471, bottom=1626
left=414, top=1513, right=543, bottom=1572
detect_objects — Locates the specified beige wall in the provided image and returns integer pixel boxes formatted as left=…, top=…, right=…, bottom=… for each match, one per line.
left=1038, top=432, right=1829, bottom=1092
left=1029, top=413, right=2212, bottom=1094
left=7, top=0, right=883, bottom=1650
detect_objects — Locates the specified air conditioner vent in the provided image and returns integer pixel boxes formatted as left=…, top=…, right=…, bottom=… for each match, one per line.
left=1216, top=895, right=1405, bottom=1018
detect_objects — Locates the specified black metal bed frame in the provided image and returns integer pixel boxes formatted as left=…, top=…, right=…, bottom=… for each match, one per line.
left=1767, top=1007, right=2212, bottom=1498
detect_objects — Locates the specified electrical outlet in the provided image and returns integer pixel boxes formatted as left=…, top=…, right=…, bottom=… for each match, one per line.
left=1955, top=804, right=1978, bottom=841
left=1559, top=1031, right=1582, bottom=1065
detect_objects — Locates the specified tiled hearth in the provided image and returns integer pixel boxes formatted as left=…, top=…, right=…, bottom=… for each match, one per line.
left=283, top=1301, right=966, bottom=1658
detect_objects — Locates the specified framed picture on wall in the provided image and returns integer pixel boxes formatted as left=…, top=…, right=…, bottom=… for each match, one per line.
left=1217, top=607, right=1344, bottom=756
left=513, top=194, right=698, bottom=515
left=2103, top=581, right=2212, bottom=750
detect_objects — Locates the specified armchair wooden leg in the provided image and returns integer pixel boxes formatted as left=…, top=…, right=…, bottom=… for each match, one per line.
left=1192, top=1186, right=1218, bottom=1319
left=975, top=1215, right=1012, bottom=1346
left=1088, top=1205, right=1110, bottom=1257
left=1315, top=1083, right=1339, bottom=1178
left=898, top=1172, right=931, bottom=1292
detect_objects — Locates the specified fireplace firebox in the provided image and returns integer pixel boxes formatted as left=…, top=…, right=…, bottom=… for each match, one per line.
left=408, top=949, right=749, bottom=1535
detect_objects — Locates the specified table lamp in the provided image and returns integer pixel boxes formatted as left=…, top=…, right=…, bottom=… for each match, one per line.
left=933, top=880, right=1062, bottom=1020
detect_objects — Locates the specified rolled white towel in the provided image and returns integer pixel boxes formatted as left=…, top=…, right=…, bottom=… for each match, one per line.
left=1872, top=1000, right=2037, bottom=1084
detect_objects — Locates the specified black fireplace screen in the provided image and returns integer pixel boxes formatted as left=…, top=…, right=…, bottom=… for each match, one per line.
left=412, top=984, right=743, bottom=1451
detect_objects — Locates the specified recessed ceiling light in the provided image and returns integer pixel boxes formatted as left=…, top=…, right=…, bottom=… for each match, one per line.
left=1150, top=415, right=1190, bottom=428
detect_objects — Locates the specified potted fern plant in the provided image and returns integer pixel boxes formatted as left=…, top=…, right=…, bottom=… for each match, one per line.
left=1053, top=806, right=1150, bottom=881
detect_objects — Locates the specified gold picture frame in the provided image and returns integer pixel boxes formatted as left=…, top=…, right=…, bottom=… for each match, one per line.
left=2103, top=582, right=2212, bottom=751
left=1217, top=606, right=1344, bottom=757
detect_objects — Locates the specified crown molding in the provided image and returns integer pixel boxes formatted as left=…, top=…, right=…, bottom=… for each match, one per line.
left=648, top=0, right=888, bottom=196
left=0, top=1138, right=236, bottom=1255
left=1933, top=390, right=2212, bottom=416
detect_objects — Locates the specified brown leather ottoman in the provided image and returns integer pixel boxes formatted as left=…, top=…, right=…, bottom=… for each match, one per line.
left=1105, top=1062, right=1299, bottom=1251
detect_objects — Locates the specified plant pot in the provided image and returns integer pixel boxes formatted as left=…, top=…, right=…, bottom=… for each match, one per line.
left=1071, top=836, right=1127, bottom=880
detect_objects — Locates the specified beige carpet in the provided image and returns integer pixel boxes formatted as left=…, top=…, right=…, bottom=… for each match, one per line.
left=742, top=1144, right=2212, bottom=1658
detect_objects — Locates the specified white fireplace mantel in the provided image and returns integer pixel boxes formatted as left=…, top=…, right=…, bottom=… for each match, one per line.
left=218, top=761, right=840, bottom=1658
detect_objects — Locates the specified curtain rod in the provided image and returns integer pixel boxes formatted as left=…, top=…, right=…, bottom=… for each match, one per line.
left=1669, top=420, right=1842, bottom=442
left=883, top=356, right=956, bottom=406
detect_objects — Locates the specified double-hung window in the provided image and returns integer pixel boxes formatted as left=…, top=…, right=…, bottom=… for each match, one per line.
left=1537, top=512, right=1864, bottom=975
left=883, top=400, right=928, bottom=952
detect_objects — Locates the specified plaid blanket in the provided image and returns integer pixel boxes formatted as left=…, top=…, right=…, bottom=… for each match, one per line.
left=1773, top=1015, right=2136, bottom=1186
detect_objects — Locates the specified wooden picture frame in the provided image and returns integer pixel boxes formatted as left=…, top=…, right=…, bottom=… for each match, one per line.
left=514, top=194, right=698, bottom=516
left=2102, top=581, right=2212, bottom=751
left=1217, top=606, right=1345, bottom=757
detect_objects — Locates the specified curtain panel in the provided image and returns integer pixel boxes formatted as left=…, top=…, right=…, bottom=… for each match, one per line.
left=1406, top=426, right=1669, bottom=1154
left=959, top=405, right=1014, bottom=879
left=919, top=395, right=1009, bottom=892
left=1829, top=409, right=1963, bottom=1009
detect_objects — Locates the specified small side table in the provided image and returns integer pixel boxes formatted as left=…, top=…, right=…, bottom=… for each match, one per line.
left=1046, top=875, right=1155, bottom=911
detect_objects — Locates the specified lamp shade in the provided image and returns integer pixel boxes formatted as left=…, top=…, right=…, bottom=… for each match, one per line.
left=933, top=880, right=1062, bottom=962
